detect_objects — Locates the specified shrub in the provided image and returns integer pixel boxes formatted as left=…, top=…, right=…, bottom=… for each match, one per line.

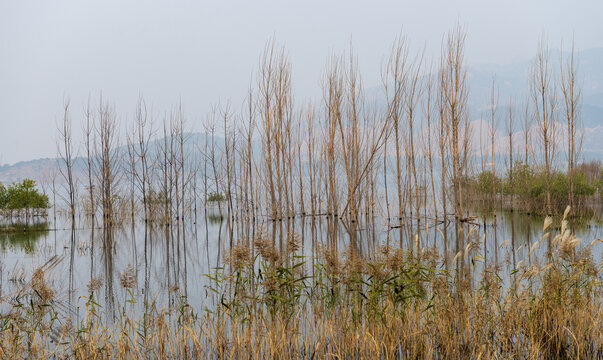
left=206, top=191, right=226, bottom=202
left=0, top=179, right=50, bottom=217
left=472, top=171, right=503, bottom=194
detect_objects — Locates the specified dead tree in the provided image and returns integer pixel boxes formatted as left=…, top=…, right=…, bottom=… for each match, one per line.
left=254, top=40, right=294, bottom=221
left=441, top=26, right=470, bottom=219
left=403, top=49, right=424, bottom=236
left=521, top=101, right=532, bottom=211
left=204, top=107, right=223, bottom=219
left=57, top=97, right=77, bottom=225
left=489, top=77, right=499, bottom=211
left=133, top=97, right=153, bottom=223
left=323, top=54, right=344, bottom=218
left=221, top=103, right=235, bottom=221
left=506, top=98, right=516, bottom=207
left=530, top=35, right=557, bottom=215
left=423, top=64, right=439, bottom=225
left=560, top=39, right=582, bottom=214
left=125, top=132, right=137, bottom=222
left=95, top=95, right=120, bottom=227
left=83, top=98, right=95, bottom=223
left=383, top=35, right=409, bottom=223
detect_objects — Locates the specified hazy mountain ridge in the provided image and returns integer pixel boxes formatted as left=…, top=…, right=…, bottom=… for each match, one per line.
left=0, top=133, right=223, bottom=185
left=467, top=48, right=603, bottom=161
left=469, top=48, right=603, bottom=110
left=1, top=49, right=602, bottom=185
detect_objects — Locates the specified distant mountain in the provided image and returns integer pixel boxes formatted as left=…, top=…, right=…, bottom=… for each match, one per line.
left=0, top=158, right=60, bottom=185
left=468, top=48, right=603, bottom=111
left=467, top=48, right=603, bottom=161
left=1, top=49, right=602, bottom=185
left=0, top=132, right=223, bottom=186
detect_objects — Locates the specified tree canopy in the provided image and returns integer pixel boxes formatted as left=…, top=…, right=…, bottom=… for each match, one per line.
left=0, top=179, right=50, bottom=216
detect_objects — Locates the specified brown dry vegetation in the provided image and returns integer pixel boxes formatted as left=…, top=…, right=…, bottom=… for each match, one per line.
left=4, top=26, right=602, bottom=360
left=1, top=210, right=602, bottom=359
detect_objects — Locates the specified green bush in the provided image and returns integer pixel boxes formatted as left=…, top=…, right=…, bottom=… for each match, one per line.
left=0, top=179, right=50, bottom=215
left=473, top=171, right=502, bottom=194
left=503, top=161, right=532, bottom=195
left=469, top=160, right=598, bottom=201
left=207, top=191, right=226, bottom=202
left=573, top=171, right=596, bottom=196
left=0, top=183, right=7, bottom=209
left=528, top=175, right=545, bottom=198
left=550, top=172, right=569, bottom=197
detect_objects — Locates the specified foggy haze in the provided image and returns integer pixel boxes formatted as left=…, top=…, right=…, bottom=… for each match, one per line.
left=1, top=0, right=601, bottom=164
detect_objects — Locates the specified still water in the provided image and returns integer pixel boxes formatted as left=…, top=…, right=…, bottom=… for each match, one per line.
left=1, top=205, right=602, bottom=322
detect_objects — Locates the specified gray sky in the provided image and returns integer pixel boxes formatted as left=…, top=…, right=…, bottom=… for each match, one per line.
left=1, top=0, right=601, bottom=164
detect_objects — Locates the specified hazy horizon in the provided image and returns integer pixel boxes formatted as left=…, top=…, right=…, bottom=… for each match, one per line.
left=2, top=0, right=603, bottom=165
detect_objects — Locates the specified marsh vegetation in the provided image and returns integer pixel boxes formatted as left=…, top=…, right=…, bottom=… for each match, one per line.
left=1, top=27, right=602, bottom=359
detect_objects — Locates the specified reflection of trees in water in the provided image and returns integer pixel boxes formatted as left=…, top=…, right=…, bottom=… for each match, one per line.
left=68, top=227, right=76, bottom=308
left=0, top=222, right=50, bottom=253
left=467, top=205, right=600, bottom=252
left=498, top=209, right=599, bottom=246
left=75, top=215, right=382, bottom=314
left=499, top=211, right=541, bottom=247
left=13, top=207, right=600, bottom=320
left=101, top=227, right=116, bottom=321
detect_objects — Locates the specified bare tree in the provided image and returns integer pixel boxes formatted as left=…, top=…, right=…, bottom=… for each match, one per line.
left=560, top=38, right=582, bottom=213
left=257, top=40, right=283, bottom=220
left=323, top=54, right=343, bottom=218
left=204, top=107, right=223, bottom=219
left=383, top=35, right=409, bottom=223
left=530, top=35, right=557, bottom=215
left=95, top=95, right=120, bottom=227
left=403, top=49, right=424, bottom=235
left=335, top=48, right=390, bottom=227
left=83, top=98, right=95, bottom=223
left=305, top=102, right=318, bottom=217
left=125, top=131, right=137, bottom=222
left=489, top=77, right=499, bottom=211
left=339, top=50, right=363, bottom=222
left=156, top=115, right=175, bottom=225
left=244, top=88, right=256, bottom=221
left=506, top=98, right=516, bottom=205
left=133, top=96, right=153, bottom=223
left=436, top=58, right=449, bottom=233
left=221, top=102, right=235, bottom=220
left=441, top=25, right=470, bottom=219
left=521, top=101, right=532, bottom=211
left=423, top=65, right=438, bottom=223
left=57, top=97, right=77, bottom=226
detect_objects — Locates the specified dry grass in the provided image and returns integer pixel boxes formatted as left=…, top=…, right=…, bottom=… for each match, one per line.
left=1, top=213, right=602, bottom=359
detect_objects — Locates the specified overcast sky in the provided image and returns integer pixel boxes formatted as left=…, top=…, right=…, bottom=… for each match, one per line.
left=1, top=0, right=601, bottom=164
